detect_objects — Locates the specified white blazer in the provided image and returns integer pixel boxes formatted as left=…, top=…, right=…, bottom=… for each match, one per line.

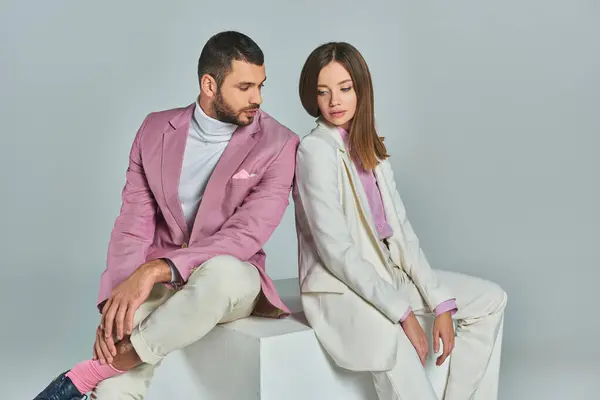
left=292, top=119, right=453, bottom=371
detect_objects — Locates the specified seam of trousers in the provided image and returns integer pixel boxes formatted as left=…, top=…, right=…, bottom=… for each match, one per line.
left=129, top=321, right=162, bottom=365
left=384, top=372, right=405, bottom=400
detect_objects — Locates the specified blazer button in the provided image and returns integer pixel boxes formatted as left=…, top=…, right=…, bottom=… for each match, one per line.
left=181, top=242, right=188, bottom=248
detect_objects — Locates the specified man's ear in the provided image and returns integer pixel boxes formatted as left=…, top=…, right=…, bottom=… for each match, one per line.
left=200, top=73, right=218, bottom=98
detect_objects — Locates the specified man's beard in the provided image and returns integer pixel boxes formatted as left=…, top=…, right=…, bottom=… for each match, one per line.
left=213, top=89, right=259, bottom=126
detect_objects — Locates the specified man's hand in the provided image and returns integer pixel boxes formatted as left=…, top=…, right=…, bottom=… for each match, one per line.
left=101, top=259, right=171, bottom=348
left=433, top=311, right=455, bottom=366
left=93, top=325, right=115, bottom=364
left=400, top=311, right=428, bottom=366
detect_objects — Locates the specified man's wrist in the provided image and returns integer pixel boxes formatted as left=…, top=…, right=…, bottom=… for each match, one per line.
left=141, top=259, right=172, bottom=283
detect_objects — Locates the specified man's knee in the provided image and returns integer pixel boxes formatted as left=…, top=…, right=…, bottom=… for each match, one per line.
left=189, top=255, right=250, bottom=281
left=187, top=255, right=260, bottom=300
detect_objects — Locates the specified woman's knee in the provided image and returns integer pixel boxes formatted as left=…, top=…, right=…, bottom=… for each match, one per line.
left=487, top=281, right=508, bottom=312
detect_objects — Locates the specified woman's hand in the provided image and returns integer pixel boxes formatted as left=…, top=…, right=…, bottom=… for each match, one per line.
left=433, top=311, right=455, bottom=366
left=400, top=311, right=428, bottom=366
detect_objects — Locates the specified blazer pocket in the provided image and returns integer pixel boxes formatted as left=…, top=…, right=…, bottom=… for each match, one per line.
left=227, top=175, right=261, bottom=187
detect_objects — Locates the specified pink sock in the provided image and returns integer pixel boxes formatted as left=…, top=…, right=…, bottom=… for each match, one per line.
left=65, top=360, right=125, bottom=394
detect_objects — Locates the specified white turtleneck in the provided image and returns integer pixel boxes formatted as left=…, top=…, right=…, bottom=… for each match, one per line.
left=179, top=102, right=237, bottom=230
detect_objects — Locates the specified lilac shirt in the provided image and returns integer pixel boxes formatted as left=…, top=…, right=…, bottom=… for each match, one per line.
left=338, top=127, right=457, bottom=321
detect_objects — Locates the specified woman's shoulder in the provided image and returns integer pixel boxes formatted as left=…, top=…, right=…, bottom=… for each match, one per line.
left=298, top=122, right=339, bottom=152
left=375, top=157, right=397, bottom=183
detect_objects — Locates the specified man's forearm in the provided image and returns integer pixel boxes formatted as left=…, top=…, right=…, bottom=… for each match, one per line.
left=97, top=259, right=174, bottom=314
left=140, top=258, right=173, bottom=284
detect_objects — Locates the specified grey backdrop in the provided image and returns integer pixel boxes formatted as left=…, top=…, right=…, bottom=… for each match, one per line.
left=1, top=0, right=598, bottom=398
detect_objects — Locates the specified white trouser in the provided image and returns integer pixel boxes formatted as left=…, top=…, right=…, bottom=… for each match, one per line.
left=91, top=255, right=261, bottom=399
left=372, top=268, right=507, bottom=400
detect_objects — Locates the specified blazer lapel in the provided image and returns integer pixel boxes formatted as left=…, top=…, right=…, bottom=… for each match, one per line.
left=339, top=151, right=380, bottom=239
left=189, top=111, right=260, bottom=242
left=373, top=166, right=398, bottom=230
left=316, top=120, right=383, bottom=253
left=374, top=164, right=411, bottom=265
left=161, top=103, right=195, bottom=238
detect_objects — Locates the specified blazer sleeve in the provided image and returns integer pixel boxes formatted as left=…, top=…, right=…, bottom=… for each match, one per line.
left=382, top=161, right=455, bottom=312
left=160, top=135, right=299, bottom=281
left=294, top=136, right=411, bottom=323
left=98, top=114, right=158, bottom=309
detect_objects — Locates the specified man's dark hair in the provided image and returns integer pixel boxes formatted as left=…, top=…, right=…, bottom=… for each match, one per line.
left=197, top=31, right=264, bottom=88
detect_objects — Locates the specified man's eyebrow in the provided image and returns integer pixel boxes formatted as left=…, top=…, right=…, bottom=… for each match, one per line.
left=237, top=77, right=267, bottom=86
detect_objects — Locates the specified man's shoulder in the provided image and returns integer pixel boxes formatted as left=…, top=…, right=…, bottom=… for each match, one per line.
left=257, top=110, right=298, bottom=143
left=143, top=104, right=192, bottom=127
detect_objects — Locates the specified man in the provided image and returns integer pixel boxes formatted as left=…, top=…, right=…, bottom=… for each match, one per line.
left=35, top=31, right=299, bottom=399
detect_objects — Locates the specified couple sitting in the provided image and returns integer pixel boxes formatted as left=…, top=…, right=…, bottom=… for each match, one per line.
left=35, top=31, right=506, bottom=400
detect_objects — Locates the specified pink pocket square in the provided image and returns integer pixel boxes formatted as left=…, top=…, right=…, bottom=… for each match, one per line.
left=232, top=169, right=256, bottom=179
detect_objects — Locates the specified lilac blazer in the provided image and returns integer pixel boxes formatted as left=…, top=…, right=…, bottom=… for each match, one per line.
left=98, top=104, right=299, bottom=318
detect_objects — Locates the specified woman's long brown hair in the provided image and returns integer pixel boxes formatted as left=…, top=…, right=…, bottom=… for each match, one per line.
left=299, top=42, right=389, bottom=170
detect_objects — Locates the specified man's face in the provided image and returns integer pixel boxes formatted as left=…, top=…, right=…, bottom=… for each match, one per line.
left=213, top=60, right=266, bottom=126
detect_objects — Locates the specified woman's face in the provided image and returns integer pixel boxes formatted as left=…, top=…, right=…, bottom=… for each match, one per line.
left=316, top=61, right=357, bottom=131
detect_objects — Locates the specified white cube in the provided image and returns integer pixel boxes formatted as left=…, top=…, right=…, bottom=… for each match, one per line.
left=146, top=279, right=450, bottom=400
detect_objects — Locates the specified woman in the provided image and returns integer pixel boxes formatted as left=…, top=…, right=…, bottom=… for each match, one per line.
left=293, top=42, right=507, bottom=400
